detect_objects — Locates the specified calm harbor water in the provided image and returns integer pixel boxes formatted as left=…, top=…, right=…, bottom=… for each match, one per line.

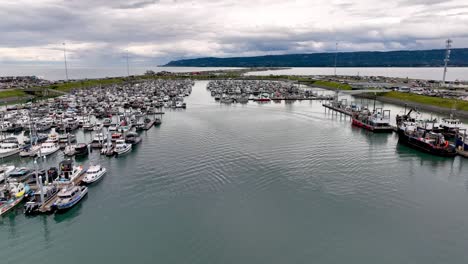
left=1, top=81, right=468, bottom=264
left=1, top=65, right=467, bottom=82
left=0, top=66, right=241, bottom=81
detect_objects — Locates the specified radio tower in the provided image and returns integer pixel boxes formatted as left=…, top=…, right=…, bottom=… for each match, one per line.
left=442, top=39, right=452, bottom=86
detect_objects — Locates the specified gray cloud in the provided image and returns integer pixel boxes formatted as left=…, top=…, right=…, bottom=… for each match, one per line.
left=0, top=0, right=467, bottom=66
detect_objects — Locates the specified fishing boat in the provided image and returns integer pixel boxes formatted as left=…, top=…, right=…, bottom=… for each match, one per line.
left=0, top=182, right=31, bottom=216
left=59, top=133, right=76, bottom=144
left=0, top=165, right=15, bottom=183
left=8, top=168, right=33, bottom=183
left=74, top=143, right=89, bottom=157
left=254, top=93, right=271, bottom=102
left=435, top=117, right=462, bottom=139
left=53, top=160, right=84, bottom=185
left=93, top=122, right=103, bottom=131
left=82, top=165, right=106, bottom=184
left=64, top=144, right=76, bottom=157
left=39, top=142, right=60, bottom=157
left=351, top=108, right=394, bottom=133
left=103, top=118, right=112, bottom=127
left=82, top=122, right=94, bottom=131
left=154, top=117, right=162, bottom=126
left=90, top=133, right=107, bottom=148
left=398, top=122, right=457, bottom=157
left=114, top=139, right=132, bottom=155
left=0, top=143, right=21, bottom=158
left=125, top=132, right=142, bottom=145
left=53, top=185, right=88, bottom=212
left=135, top=121, right=145, bottom=131
left=143, top=117, right=154, bottom=130
left=111, top=132, right=123, bottom=142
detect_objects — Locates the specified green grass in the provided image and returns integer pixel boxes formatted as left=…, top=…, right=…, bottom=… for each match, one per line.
left=382, top=91, right=468, bottom=111
left=310, top=80, right=352, bottom=90
left=45, top=78, right=125, bottom=92
left=0, top=89, right=27, bottom=99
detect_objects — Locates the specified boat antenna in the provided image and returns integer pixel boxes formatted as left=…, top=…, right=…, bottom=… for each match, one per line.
left=63, top=42, right=69, bottom=81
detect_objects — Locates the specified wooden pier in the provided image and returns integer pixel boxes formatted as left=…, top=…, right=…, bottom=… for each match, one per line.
left=322, top=103, right=353, bottom=116
left=457, top=149, right=468, bottom=158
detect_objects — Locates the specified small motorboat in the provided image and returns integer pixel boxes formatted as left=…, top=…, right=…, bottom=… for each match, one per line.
left=0, top=165, right=15, bottom=183
left=114, top=139, right=132, bottom=155
left=82, top=165, right=106, bottom=184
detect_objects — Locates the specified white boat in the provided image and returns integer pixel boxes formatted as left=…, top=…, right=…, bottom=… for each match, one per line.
left=64, top=144, right=76, bottom=157
left=114, top=139, right=132, bottom=155
left=90, top=133, right=107, bottom=148
left=82, top=122, right=94, bottom=131
left=0, top=165, right=15, bottom=183
left=0, top=143, right=21, bottom=158
left=93, top=123, right=103, bottom=131
left=46, top=131, right=59, bottom=143
left=39, top=142, right=60, bottom=157
left=53, top=160, right=84, bottom=185
left=82, top=165, right=106, bottom=184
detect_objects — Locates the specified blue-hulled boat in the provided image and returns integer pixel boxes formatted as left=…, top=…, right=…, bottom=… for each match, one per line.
left=53, top=185, right=88, bottom=212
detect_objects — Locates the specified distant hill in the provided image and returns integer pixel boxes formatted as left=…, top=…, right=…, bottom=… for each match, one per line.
left=164, top=49, right=468, bottom=67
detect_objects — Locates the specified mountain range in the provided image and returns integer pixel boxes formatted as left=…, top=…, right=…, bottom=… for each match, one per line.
left=164, top=48, right=468, bottom=67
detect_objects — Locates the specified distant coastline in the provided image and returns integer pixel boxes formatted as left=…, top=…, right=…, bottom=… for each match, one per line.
left=164, top=48, right=468, bottom=67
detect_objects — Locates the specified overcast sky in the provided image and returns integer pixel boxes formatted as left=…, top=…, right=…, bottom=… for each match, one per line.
left=1, top=0, right=467, bottom=66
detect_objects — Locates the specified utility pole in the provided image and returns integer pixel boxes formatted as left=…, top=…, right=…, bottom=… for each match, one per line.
left=334, top=42, right=338, bottom=76
left=442, top=39, right=452, bottom=86
left=63, top=43, right=69, bottom=81
left=125, top=50, right=130, bottom=77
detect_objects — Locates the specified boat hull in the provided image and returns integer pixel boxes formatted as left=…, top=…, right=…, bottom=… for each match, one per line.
left=54, top=187, right=88, bottom=211
left=352, top=119, right=394, bottom=133
left=398, top=130, right=457, bottom=157
left=0, top=196, right=24, bottom=216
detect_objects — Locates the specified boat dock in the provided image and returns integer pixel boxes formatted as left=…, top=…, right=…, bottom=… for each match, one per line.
left=322, top=103, right=353, bottom=116
left=35, top=170, right=86, bottom=213
left=249, top=96, right=334, bottom=101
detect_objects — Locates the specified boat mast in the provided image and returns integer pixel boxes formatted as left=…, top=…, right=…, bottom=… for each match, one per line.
left=34, top=159, right=44, bottom=205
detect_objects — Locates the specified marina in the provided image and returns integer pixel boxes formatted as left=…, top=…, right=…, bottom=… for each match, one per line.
left=0, top=80, right=468, bottom=264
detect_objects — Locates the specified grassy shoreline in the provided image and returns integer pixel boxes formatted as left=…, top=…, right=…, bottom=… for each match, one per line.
left=382, top=91, right=468, bottom=112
